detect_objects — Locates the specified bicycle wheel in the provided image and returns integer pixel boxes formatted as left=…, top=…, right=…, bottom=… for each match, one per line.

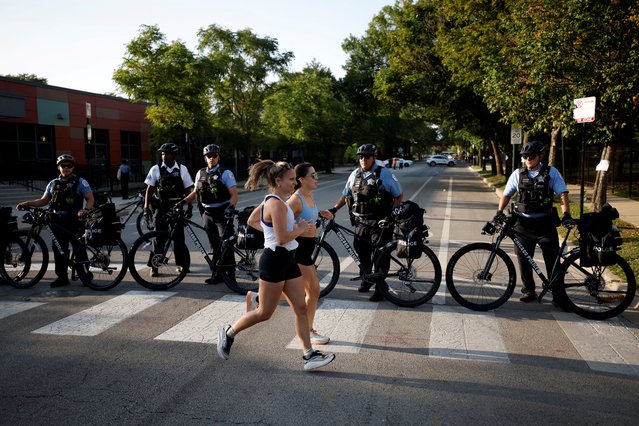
left=558, top=252, right=636, bottom=320
left=135, top=211, right=153, bottom=236
left=379, top=243, right=442, bottom=307
left=315, top=240, right=340, bottom=298
left=446, top=243, right=516, bottom=311
left=79, top=238, right=128, bottom=291
left=128, top=231, right=189, bottom=290
left=1, top=231, right=49, bottom=289
left=222, top=246, right=262, bottom=294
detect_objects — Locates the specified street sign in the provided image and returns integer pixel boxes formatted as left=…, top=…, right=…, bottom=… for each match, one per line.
left=573, top=96, right=596, bottom=123
left=510, top=127, right=522, bottom=145
left=85, top=102, right=92, bottom=119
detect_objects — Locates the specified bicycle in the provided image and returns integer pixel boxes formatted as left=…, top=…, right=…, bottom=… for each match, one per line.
left=127, top=204, right=262, bottom=294
left=311, top=216, right=442, bottom=307
left=445, top=209, right=636, bottom=320
left=96, top=190, right=154, bottom=236
left=0, top=206, right=128, bottom=291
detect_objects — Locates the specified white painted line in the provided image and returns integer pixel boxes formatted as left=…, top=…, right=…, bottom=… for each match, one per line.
left=286, top=298, right=377, bottom=353
left=155, top=294, right=245, bottom=344
left=0, top=301, right=46, bottom=320
left=554, top=312, right=639, bottom=376
left=32, top=290, right=176, bottom=336
left=429, top=305, right=510, bottom=363
left=433, top=177, right=453, bottom=305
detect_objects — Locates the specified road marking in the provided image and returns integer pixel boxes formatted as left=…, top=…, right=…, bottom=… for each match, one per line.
left=429, top=305, right=510, bottom=363
left=554, top=312, right=639, bottom=376
left=433, top=177, right=453, bottom=304
left=286, top=298, right=377, bottom=353
left=0, top=300, right=46, bottom=320
left=155, top=294, right=246, bottom=344
left=32, top=290, right=175, bottom=336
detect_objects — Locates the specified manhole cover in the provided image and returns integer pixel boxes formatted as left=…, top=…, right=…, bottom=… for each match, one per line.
left=38, top=289, right=82, bottom=298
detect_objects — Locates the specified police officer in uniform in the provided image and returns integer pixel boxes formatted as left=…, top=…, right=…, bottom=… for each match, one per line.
left=496, top=140, right=572, bottom=306
left=143, top=143, right=194, bottom=276
left=328, top=144, right=403, bottom=301
left=17, top=154, right=94, bottom=288
left=183, top=144, right=238, bottom=284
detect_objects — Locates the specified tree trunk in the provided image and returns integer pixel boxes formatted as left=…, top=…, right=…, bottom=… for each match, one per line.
left=490, top=139, right=504, bottom=176
left=548, top=125, right=560, bottom=167
left=592, top=144, right=613, bottom=212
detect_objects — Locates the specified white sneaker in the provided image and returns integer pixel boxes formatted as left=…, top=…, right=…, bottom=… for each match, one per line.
left=246, top=291, right=259, bottom=312
left=310, top=329, right=330, bottom=345
left=303, top=350, right=335, bottom=371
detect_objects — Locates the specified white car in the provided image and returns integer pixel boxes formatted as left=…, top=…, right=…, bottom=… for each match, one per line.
left=426, top=155, right=456, bottom=167
left=383, top=158, right=413, bottom=168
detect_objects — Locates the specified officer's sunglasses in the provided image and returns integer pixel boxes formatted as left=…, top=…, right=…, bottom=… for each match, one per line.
left=522, top=154, right=538, bottom=160
left=358, top=154, right=372, bottom=160
left=59, top=163, right=74, bottom=169
left=205, top=153, right=219, bottom=158
left=306, top=172, right=319, bottom=179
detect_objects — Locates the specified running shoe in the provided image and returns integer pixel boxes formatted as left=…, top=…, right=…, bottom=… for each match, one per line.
left=246, top=291, right=259, bottom=312
left=303, top=350, right=335, bottom=371
left=217, top=324, right=234, bottom=360
left=310, top=329, right=330, bottom=345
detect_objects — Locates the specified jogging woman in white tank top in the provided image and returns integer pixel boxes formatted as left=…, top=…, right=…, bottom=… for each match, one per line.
left=216, top=160, right=335, bottom=371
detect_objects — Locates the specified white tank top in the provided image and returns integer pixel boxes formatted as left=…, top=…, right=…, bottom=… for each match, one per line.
left=260, top=194, right=298, bottom=251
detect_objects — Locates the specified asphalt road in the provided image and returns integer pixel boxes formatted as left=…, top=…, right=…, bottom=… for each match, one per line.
left=1, top=163, right=638, bottom=425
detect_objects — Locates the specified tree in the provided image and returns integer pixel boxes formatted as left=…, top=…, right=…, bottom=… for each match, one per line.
left=262, top=64, right=345, bottom=171
left=2, top=73, right=47, bottom=84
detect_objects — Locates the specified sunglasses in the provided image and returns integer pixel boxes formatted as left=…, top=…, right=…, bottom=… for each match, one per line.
left=306, top=172, right=319, bottom=179
left=522, top=155, right=538, bottom=160
left=358, top=154, right=372, bottom=160
left=205, top=153, right=219, bottom=159
left=59, top=164, right=74, bottom=169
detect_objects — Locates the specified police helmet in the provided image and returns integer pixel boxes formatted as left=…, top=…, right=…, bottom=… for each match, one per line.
left=203, top=144, right=220, bottom=156
left=158, top=143, right=179, bottom=153
left=56, top=154, right=76, bottom=165
left=519, top=140, right=545, bottom=156
left=356, top=144, right=377, bottom=156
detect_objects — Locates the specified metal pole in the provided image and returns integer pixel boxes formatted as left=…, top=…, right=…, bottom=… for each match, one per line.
left=580, top=125, right=586, bottom=217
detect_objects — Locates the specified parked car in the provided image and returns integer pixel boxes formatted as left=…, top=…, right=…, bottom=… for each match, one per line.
left=383, top=158, right=413, bottom=168
left=426, top=154, right=456, bottom=167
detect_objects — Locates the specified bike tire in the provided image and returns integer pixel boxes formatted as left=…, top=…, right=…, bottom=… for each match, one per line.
left=79, top=238, right=129, bottom=291
left=558, top=251, right=636, bottom=320
left=1, top=231, right=49, bottom=289
left=128, top=231, right=189, bottom=290
left=379, top=243, right=442, bottom=307
left=315, top=240, right=340, bottom=298
left=446, top=243, right=516, bottom=311
left=222, top=246, right=262, bottom=295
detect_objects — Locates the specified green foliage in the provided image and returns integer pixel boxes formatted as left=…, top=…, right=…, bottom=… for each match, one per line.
left=2, top=73, right=48, bottom=84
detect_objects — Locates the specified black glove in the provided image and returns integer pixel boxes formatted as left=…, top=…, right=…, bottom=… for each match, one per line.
left=224, top=205, right=235, bottom=218
left=328, top=207, right=338, bottom=215
left=185, top=204, right=193, bottom=219
left=493, top=210, right=506, bottom=223
left=561, top=212, right=575, bottom=227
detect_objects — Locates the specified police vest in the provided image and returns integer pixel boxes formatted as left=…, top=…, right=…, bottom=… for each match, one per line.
left=50, top=175, right=83, bottom=213
left=197, top=167, right=231, bottom=207
left=157, top=163, right=184, bottom=204
left=350, top=165, right=393, bottom=219
left=516, top=164, right=553, bottom=214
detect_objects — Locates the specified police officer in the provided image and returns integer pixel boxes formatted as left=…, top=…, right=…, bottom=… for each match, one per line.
left=17, top=154, right=94, bottom=288
left=496, top=140, right=572, bottom=306
left=183, top=144, right=238, bottom=284
left=328, top=144, right=403, bottom=301
left=143, top=143, right=194, bottom=276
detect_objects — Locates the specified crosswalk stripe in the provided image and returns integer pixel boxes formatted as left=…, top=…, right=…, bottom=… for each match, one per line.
left=429, top=305, right=510, bottom=363
left=554, top=312, right=639, bottom=376
left=433, top=177, right=453, bottom=305
left=32, top=290, right=176, bottom=336
left=286, top=298, right=377, bottom=353
left=0, top=300, right=46, bottom=320
left=155, top=294, right=245, bottom=343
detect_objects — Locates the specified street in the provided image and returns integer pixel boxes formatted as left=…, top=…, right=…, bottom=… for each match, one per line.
left=1, top=164, right=638, bottom=425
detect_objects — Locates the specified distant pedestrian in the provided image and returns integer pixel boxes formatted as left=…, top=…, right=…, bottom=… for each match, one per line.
left=117, top=159, right=131, bottom=199
left=217, top=160, right=335, bottom=371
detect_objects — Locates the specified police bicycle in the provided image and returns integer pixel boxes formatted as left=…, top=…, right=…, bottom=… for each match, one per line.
left=445, top=208, right=636, bottom=320
left=0, top=206, right=128, bottom=291
left=94, top=190, right=154, bottom=236
left=127, top=203, right=261, bottom=294
left=311, top=215, right=441, bottom=307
